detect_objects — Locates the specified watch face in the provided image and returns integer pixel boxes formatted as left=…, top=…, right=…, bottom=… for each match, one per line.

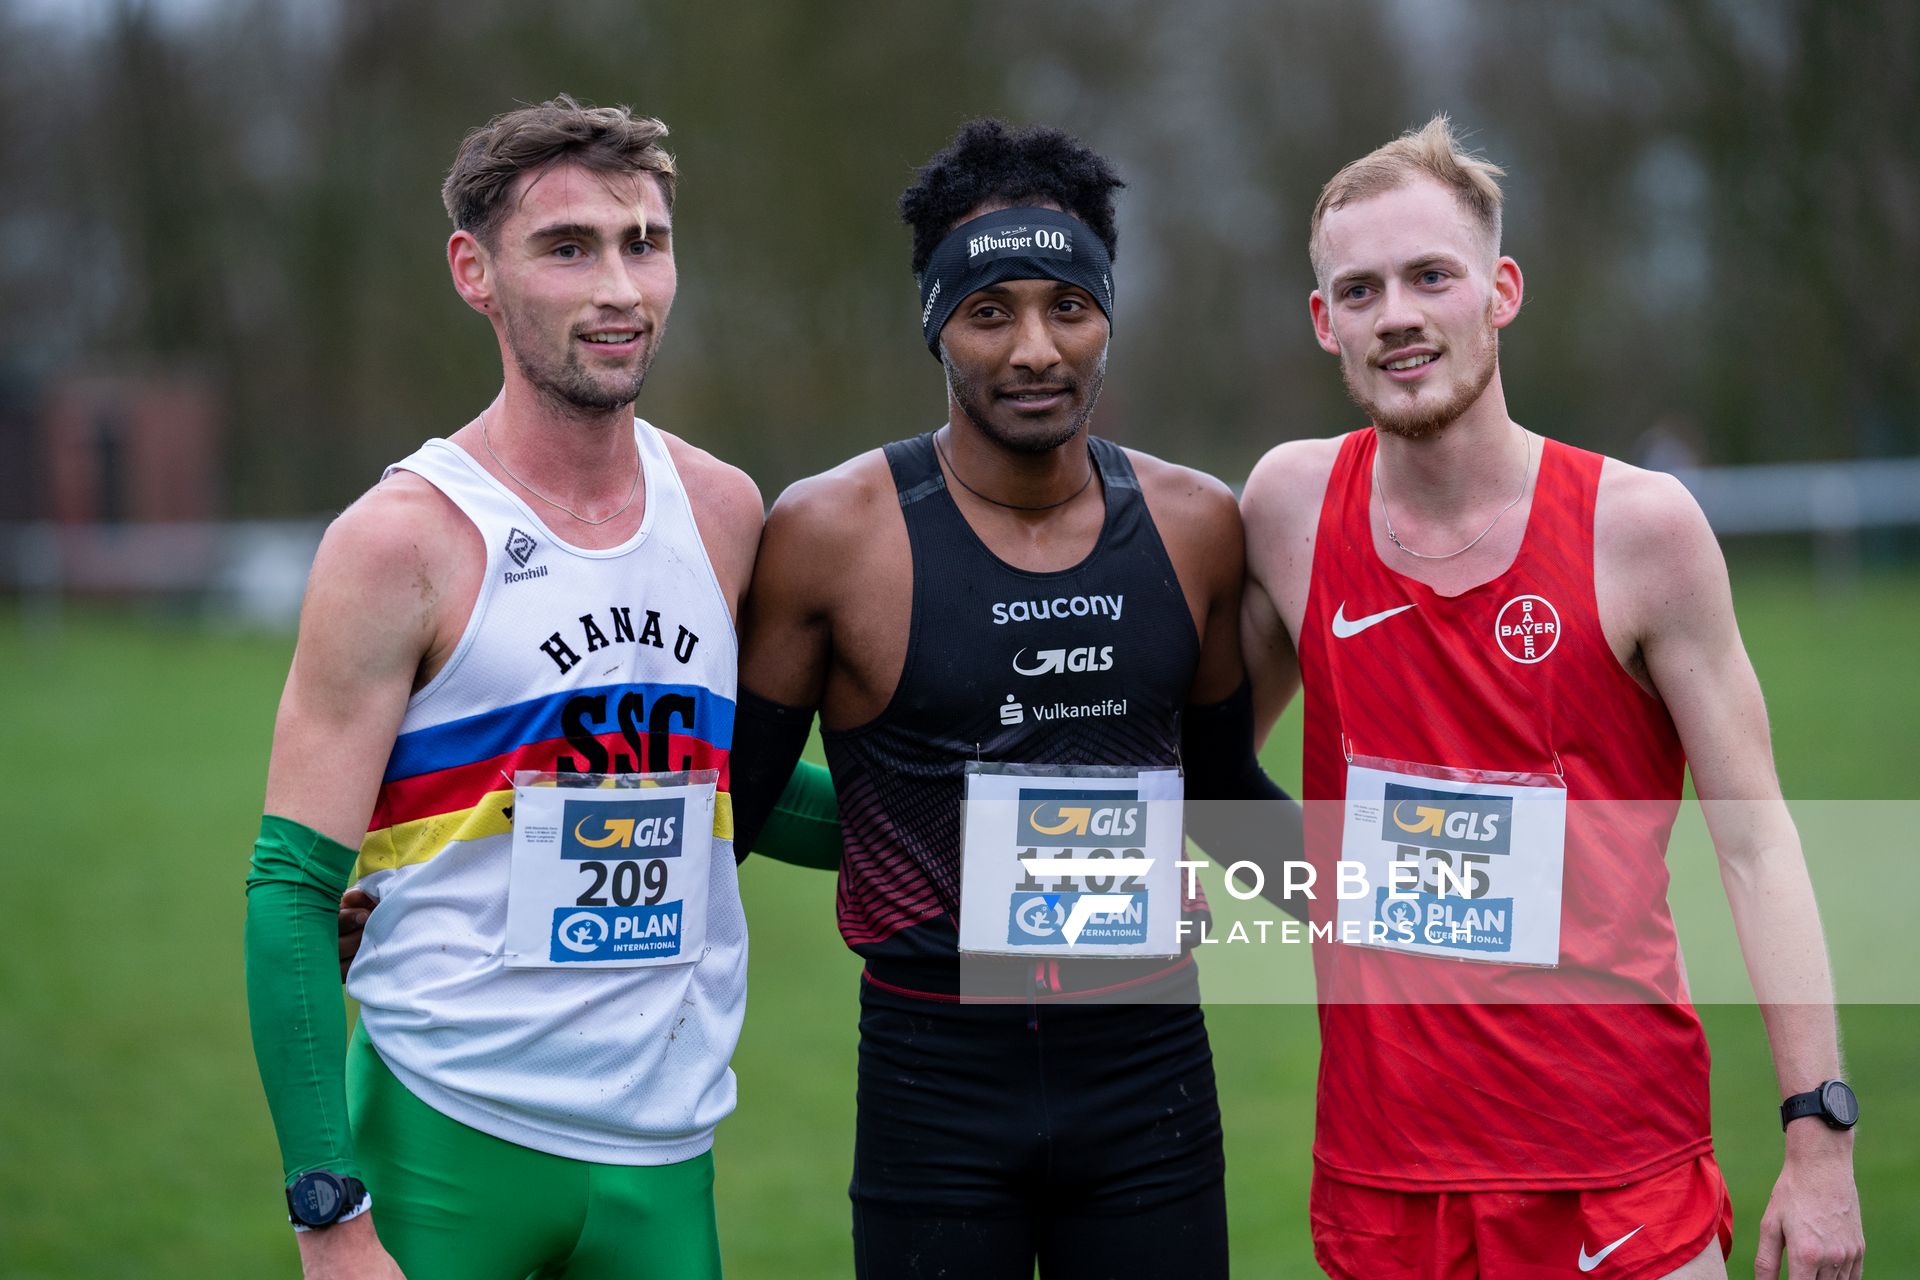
left=291, top=1172, right=346, bottom=1224
left=1822, top=1081, right=1860, bottom=1127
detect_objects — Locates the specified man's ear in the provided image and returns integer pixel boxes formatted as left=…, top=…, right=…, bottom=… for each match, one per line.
left=1489, top=256, right=1523, bottom=330
left=449, top=229, right=495, bottom=315
left=1309, top=290, right=1341, bottom=355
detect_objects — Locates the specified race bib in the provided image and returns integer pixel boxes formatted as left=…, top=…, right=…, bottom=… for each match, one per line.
left=502, top=770, right=716, bottom=969
left=956, top=763, right=1183, bottom=959
left=1336, top=755, right=1566, bottom=967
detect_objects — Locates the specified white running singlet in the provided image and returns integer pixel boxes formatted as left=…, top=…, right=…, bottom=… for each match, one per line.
left=347, top=420, right=746, bottom=1165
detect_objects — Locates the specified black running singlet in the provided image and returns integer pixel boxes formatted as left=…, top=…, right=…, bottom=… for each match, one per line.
left=823, top=432, right=1204, bottom=995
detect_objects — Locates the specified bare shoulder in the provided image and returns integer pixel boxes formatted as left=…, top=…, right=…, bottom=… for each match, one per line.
left=1594, top=458, right=1734, bottom=660
left=766, top=447, right=895, bottom=547
left=657, top=429, right=764, bottom=532
left=1595, top=458, right=1724, bottom=590
left=656, top=428, right=763, bottom=617
left=298, top=469, right=471, bottom=667
left=1242, top=435, right=1344, bottom=530
left=315, top=470, right=466, bottom=598
left=747, top=448, right=897, bottom=615
left=1127, top=447, right=1239, bottom=529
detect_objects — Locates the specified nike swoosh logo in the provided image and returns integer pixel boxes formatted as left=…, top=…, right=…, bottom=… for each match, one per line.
left=1330, top=602, right=1416, bottom=638
left=1578, top=1225, right=1644, bottom=1272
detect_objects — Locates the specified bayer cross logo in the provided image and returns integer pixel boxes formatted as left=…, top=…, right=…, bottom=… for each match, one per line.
left=1495, top=594, right=1560, bottom=663
left=505, top=528, right=538, bottom=568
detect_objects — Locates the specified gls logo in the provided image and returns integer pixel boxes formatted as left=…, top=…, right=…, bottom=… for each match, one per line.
left=561, top=797, right=687, bottom=860
left=1012, top=646, right=1114, bottom=677
left=1381, top=784, right=1513, bottom=856
left=1018, top=788, right=1144, bottom=847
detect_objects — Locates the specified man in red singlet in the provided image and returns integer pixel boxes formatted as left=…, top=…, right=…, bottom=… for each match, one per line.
left=1239, top=117, right=1864, bottom=1280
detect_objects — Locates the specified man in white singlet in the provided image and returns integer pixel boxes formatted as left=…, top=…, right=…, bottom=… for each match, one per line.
left=245, top=97, right=762, bottom=1280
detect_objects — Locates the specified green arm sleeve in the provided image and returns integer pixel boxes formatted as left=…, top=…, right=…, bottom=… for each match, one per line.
left=244, top=814, right=364, bottom=1186
left=752, top=759, right=842, bottom=871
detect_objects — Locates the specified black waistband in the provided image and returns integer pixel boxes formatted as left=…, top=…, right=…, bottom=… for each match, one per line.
left=863, top=952, right=1197, bottom=1004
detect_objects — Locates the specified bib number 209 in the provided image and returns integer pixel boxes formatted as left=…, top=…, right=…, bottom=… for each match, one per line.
left=575, top=859, right=669, bottom=907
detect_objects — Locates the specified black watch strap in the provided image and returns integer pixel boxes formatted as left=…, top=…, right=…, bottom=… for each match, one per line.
left=1779, top=1091, right=1826, bottom=1128
left=286, top=1171, right=370, bottom=1227
left=1780, top=1079, right=1859, bottom=1131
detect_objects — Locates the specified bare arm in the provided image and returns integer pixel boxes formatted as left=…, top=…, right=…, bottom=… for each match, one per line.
left=1239, top=439, right=1337, bottom=746
left=257, top=481, right=459, bottom=1279
left=1136, top=458, right=1249, bottom=706
left=738, top=472, right=850, bottom=709
left=265, top=489, right=447, bottom=840
left=1602, top=465, right=1862, bottom=1280
left=729, top=470, right=858, bottom=853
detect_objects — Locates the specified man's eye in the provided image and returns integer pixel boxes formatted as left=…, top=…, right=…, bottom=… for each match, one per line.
left=1419, top=270, right=1445, bottom=285
left=629, top=240, right=653, bottom=256
left=554, top=244, right=581, bottom=260
left=1344, top=285, right=1372, bottom=301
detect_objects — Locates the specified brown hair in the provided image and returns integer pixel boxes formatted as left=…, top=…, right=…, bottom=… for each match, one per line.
left=441, top=94, right=676, bottom=245
left=1309, top=115, right=1504, bottom=283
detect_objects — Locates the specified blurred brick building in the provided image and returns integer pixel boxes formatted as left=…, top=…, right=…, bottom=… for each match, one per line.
left=38, top=372, right=219, bottom=523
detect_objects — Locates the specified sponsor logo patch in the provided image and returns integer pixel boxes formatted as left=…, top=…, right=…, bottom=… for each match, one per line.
left=549, top=903, right=683, bottom=962
left=561, top=796, right=686, bottom=860
left=1495, top=594, right=1560, bottom=663
left=505, top=527, right=538, bottom=568
left=1006, top=891, right=1148, bottom=946
left=1018, top=787, right=1144, bottom=846
left=1012, top=645, right=1114, bottom=677
left=991, top=593, right=1124, bottom=625
left=1382, top=784, right=1512, bottom=855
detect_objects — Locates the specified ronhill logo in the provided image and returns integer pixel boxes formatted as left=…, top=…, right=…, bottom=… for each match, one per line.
left=505, top=528, right=538, bottom=567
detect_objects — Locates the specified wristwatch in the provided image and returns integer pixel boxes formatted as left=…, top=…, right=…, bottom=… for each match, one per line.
left=286, top=1170, right=370, bottom=1228
left=1779, top=1080, right=1859, bottom=1131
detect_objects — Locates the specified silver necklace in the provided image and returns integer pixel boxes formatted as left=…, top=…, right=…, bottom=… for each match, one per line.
left=1375, top=428, right=1532, bottom=560
left=480, top=408, right=641, bottom=527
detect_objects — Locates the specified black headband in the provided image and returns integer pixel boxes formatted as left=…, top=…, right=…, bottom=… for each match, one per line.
left=916, top=206, right=1114, bottom=356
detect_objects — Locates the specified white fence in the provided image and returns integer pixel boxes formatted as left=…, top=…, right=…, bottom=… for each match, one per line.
left=3, top=459, right=1916, bottom=626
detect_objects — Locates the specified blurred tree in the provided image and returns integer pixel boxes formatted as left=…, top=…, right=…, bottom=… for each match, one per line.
left=0, top=0, right=1912, bottom=517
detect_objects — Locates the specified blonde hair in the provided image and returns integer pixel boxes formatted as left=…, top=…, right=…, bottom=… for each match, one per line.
left=1309, top=115, right=1504, bottom=283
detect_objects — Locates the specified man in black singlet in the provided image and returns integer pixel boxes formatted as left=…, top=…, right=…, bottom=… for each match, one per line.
left=731, top=120, right=1285, bottom=1280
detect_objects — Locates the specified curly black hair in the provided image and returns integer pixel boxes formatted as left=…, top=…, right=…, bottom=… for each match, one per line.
left=899, top=119, right=1125, bottom=277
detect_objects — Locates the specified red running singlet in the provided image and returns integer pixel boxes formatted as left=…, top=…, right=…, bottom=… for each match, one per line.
left=1298, top=428, right=1714, bottom=1190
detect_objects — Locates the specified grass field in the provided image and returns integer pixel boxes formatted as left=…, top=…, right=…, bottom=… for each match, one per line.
left=1, top=563, right=1914, bottom=1278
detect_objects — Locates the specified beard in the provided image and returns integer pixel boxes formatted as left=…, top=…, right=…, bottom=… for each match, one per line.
left=504, top=308, right=660, bottom=416
left=943, top=348, right=1107, bottom=455
left=1343, top=310, right=1498, bottom=441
